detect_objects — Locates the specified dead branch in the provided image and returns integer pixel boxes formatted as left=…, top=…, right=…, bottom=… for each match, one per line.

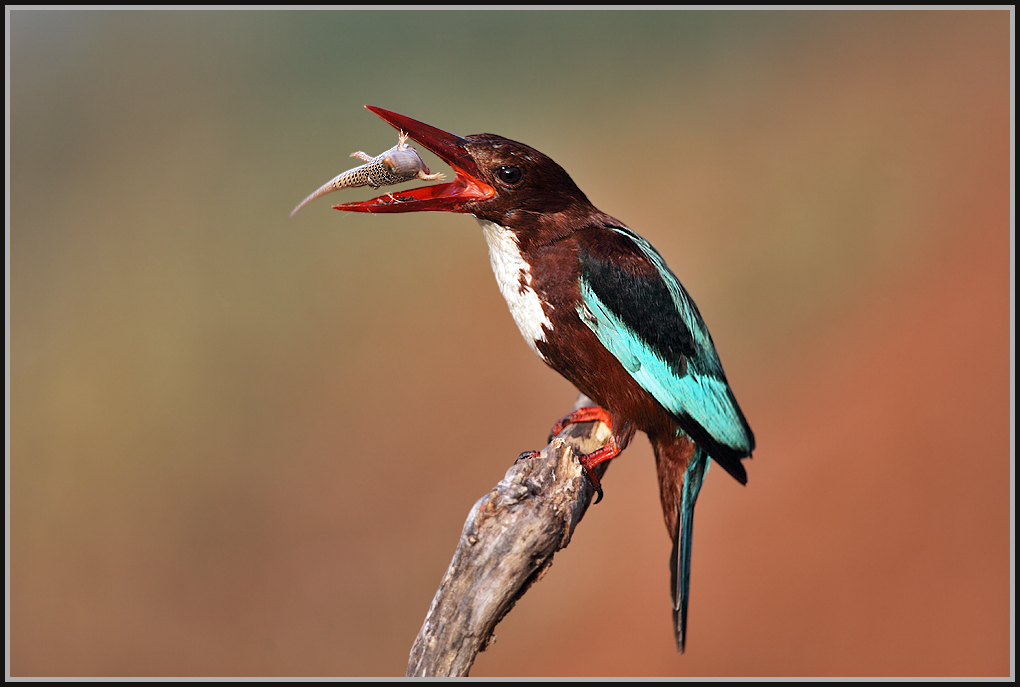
left=406, top=395, right=611, bottom=677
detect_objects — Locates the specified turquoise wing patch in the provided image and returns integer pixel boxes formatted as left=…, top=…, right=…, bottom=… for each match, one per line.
left=577, top=279, right=751, bottom=453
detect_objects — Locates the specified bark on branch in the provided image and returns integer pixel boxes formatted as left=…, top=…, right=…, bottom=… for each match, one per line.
left=406, top=395, right=611, bottom=678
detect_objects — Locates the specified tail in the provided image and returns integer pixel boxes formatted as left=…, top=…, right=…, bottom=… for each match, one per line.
left=289, top=169, right=363, bottom=217
left=653, top=434, right=709, bottom=653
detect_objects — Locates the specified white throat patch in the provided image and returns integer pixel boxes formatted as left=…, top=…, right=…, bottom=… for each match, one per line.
left=477, top=219, right=553, bottom=360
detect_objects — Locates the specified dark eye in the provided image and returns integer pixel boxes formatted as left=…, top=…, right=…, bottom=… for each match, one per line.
left=496, top=165, right=522, bottom=185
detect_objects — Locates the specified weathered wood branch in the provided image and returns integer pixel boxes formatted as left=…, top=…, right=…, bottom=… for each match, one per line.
left=406, top=395, right=611, bottom=678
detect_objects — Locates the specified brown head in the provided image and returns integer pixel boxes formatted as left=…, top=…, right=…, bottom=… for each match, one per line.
left=334, top=106, right=601, bottom=242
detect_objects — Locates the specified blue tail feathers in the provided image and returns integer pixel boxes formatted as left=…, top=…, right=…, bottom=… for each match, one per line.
left=671, top=446, right=709, bottom=653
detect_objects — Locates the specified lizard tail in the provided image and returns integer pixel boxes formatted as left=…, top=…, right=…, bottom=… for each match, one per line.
left=289, top=168, right=366, bottom=217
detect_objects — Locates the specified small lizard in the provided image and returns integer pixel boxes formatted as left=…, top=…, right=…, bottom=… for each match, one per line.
left=290, top=131, right=445, bottom=217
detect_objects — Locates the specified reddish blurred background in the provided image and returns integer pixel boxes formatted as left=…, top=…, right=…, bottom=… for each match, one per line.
left=8, top=10, right=1011, bottom=677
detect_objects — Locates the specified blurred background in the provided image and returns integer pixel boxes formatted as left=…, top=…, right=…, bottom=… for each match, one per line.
left=8, top=10, right=1011, bottom=677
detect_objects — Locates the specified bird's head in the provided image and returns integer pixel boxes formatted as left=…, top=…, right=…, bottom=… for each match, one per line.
left=334, top=106, right=596, bottom=231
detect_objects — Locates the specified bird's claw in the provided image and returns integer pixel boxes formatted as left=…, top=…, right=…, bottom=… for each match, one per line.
left=547, top=405, right=613, bottom=442
left=516, top=450, right=541, bottom=464
left=579, top=458, right=605, bottom=504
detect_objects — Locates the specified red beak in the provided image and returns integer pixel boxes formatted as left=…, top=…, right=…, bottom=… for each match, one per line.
left=331, top=106, right=495, bottom=214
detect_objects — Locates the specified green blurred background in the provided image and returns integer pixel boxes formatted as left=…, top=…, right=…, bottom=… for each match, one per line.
left=8, top=10, right=1011, bottom=677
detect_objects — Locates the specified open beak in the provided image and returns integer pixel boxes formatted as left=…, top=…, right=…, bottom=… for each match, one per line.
left=332, top=106, right=495, bottom=214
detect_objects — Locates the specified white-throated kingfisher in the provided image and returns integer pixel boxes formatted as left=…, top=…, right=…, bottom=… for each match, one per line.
left=309, top=106, right=755, bottom=653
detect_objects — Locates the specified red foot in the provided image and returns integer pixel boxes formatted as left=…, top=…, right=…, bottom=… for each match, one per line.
left=516, top=450, right=541, bottom=464
left=547, top=406, right=620, bottom=503
left=548, top=406, right=613, bottom=439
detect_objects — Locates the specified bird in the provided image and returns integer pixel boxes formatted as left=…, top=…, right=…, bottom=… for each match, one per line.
left=304, top=105, right=755, bottom=653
